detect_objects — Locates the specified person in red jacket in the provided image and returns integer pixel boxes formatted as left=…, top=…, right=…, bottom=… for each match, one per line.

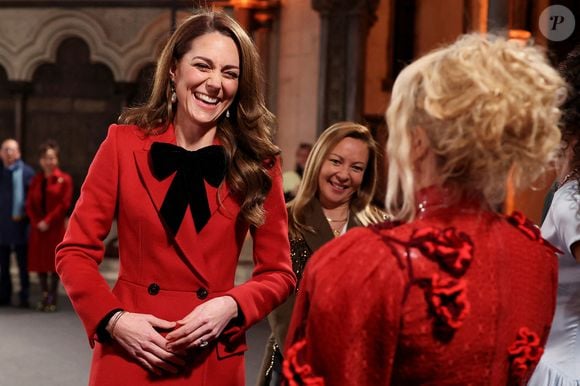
left=55, top=9, right=295, bottom=386
left=26, top=140, right=72, bottom=312
left=283, top=34, right=565, bottom=386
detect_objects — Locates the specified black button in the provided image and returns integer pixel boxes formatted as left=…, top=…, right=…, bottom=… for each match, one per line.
left=148, top=283, right=160, bottom=296
left=196, top=287, right=208, bottom=300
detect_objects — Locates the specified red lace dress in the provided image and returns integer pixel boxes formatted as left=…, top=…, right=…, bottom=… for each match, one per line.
left=283, top=187, right=559, bottom=386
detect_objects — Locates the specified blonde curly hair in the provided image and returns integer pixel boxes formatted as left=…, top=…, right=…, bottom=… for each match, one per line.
left=386, top=34, right=565, bottom=221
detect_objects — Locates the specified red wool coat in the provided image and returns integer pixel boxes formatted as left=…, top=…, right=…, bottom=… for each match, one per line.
left=56, top=124, right=295, bottom=386
left=26, top=168, right=73, bottom=272
left=284, top=187, right=559, bottom=386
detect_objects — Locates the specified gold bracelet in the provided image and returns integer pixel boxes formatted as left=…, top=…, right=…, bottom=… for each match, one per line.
left=109, top=311, right=126, bottom=339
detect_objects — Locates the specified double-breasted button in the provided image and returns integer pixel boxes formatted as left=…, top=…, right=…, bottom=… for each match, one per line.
left=196, top=287, right=208, bottom=300
left=148, top=283, right=160, bottom=296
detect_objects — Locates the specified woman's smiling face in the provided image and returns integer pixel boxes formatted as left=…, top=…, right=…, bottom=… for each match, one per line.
left=317, top=137, right=369, bottom=209
left=171, top=31, right=240, bottom=130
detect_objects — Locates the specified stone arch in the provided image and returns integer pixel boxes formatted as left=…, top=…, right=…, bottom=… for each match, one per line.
left=7, top=10, right=170, bottom=82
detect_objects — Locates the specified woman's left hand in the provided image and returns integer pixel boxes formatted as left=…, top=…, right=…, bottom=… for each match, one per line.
left=165, top=295, right=239, bottom=351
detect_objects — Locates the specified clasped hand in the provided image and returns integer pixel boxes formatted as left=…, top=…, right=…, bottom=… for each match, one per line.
left=109, top=296, right=238, bottom=375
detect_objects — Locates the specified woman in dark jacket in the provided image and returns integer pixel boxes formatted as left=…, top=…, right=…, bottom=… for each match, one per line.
left=257, top=121, right=388, bottom=385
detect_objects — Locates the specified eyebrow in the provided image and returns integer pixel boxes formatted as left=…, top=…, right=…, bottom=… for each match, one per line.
left=328, top=153, right=366, bottom=165
left=192, top=56, right=240, bottom=70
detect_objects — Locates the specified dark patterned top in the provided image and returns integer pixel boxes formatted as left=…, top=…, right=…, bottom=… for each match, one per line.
left=289, top=238, right=312, bottom=289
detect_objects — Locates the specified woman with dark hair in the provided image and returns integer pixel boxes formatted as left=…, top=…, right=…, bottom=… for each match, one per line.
left=257, top=121, right=388, bottom=386
left=528, top=45, right=580, bottom=386
left=283, top=34, right=564, bottom=385
left=55, top=10, right=295, bottom=386
left=26, top=140, right=73, bottom=311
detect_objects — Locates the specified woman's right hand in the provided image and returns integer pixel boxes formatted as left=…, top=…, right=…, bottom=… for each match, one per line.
left=107, top=312, right=187, bottom=375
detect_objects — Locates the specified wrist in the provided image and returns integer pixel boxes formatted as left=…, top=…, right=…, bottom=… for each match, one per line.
left=225, top=296, right=238, bottom=319
left=106, top=311, right=126, bottom=339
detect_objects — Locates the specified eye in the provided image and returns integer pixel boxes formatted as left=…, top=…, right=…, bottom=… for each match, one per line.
left=193, top=62, right=211, bottom=71
left=223, top=71, right=239, bottom=80
left=351, top=166, right=365, bottom=173
left=329, top=158, right=341, bottom=165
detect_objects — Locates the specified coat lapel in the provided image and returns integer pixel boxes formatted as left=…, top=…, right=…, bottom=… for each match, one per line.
left=302, top=199, right=334, bottom=253
left=301, top=199, right=363, bottom=253
left=133, top=126, right=210, bottom=285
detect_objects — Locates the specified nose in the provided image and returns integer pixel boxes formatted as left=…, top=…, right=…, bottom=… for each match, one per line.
left=335, top=166, right=349, bottom=181
left=205, top=72, right=222, bottom=91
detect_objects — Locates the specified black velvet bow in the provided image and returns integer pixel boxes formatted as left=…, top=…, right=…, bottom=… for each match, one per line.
left=150, top=142, right=227, bottom=235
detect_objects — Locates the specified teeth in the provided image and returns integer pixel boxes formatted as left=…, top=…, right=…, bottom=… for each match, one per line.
left=195, top=93, right=219, bottom=104
left=331, top=181, right=347, bottom=190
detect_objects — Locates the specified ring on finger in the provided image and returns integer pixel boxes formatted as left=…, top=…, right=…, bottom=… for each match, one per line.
left=199, top=339, right=209, bottom=348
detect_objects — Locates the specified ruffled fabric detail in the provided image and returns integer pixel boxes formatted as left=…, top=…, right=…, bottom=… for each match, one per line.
left=411, top=227, right=474, bottom=276
left=506, top=211, right=561, bottom=254
left=422, top=274, right=470, bottom=330
left=283, top=339, right=325, bottom=386
left=373, top=225, right=474, bottom=340
left=508, top=327, right=544, bottom=382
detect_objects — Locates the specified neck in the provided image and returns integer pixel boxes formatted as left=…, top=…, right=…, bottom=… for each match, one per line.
left=321, top=203, right=350, bottom=221
left=559, top=166, right=578, bottom=187
left=174, top=122, right=217, bottom=151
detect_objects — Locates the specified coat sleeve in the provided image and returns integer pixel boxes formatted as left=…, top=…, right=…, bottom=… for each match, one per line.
left=283, top=228, right=405, bottom=385
left=55, top=125, right=123, bottom=346
left=44, top=173, right=73, bottom=226
left=224, top=159, right=296, bottom=336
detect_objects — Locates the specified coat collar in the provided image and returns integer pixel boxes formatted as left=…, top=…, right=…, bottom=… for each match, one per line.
left=133, top=124, right=232, bottom=285
left=46, top=167, right=65, bottom=181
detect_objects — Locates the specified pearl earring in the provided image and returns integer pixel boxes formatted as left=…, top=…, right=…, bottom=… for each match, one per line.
left=226, top=110, right=230, bottom=119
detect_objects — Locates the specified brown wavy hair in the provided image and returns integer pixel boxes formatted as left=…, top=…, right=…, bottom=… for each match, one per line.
left=559, top=45, right=580, bottom=184
left=119, top=10, right=279, bottom=227
left=386, top=34, right=565, bottom=221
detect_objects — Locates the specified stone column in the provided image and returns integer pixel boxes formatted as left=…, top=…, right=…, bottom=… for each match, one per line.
left=312, top=0, right=380, bottom=134
left=231, top=2, right=280, bottom=113
left=7, top=81, right=32, bottom=155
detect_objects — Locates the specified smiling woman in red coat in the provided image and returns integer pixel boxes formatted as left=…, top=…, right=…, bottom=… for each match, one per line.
left=26, top=140, right=72, bottom=312
left=55, top=10, right=295, bottom=386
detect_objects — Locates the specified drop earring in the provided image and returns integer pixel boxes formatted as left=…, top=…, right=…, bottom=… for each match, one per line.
left=170, top=83, right=177, bottom=104
left=226, top=110, right=230, bottom=119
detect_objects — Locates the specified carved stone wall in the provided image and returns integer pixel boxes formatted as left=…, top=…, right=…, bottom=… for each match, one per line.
left=0, top=7, right=176, bottom=200
left=0, top=8, right=170, bottom=82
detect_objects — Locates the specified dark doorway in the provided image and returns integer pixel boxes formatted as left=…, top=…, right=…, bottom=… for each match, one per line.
left=26, top=37, right=124, bottom=204
left=0, top=67, right=14, bottom=142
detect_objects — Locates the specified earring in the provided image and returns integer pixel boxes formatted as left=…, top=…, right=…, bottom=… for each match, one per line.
left=226, top=110, right=230, bottom=119
left=170, top=83, right=177, bottom=104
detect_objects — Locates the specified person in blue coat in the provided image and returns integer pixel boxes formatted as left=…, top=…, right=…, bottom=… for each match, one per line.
left=0, top=138, right=35, bottom=307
